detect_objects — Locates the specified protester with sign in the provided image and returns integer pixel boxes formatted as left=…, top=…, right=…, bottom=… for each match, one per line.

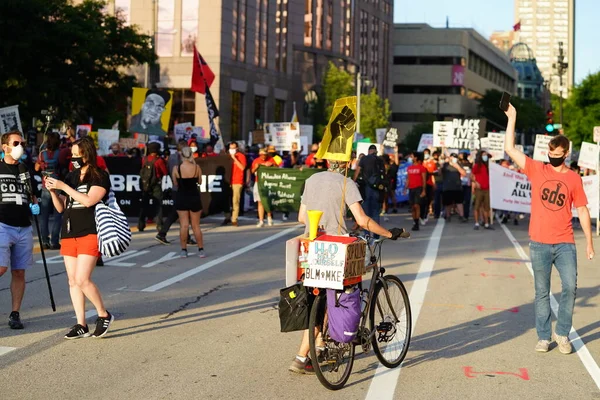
left=471, top=150, right=492, bottom=230
left=172, top=147, right=205, bottom=258
left=138, top=142, right=167, bottom=233
left=442, top=153, right=467, bottom=222
left=422, top=148, right=437, bottom=221
left=407, top=152, right=427, bottom=231
left=458, top=152, right=473, bottom=220
left=289, top=158, right=406, bottom=374
left=222, top=141, right=247, bottom=227
left=431, top=150, right=444, bottom=218
left=252, top=148, right=275, bottom=227
left=35, top=132, right=63, bottom=250
left=45, top=137, right=114, bottom=339
left=0, top=131, right=39, bottom=330
left=504, top=103, right=594, bottom=354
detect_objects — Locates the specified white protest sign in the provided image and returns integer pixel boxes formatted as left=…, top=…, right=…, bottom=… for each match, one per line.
left=487, top=132, right=506, bottom=160
left=265, top=122, right=300, bottom=152
left=0, top=105, right=23, bottom=134
left=534, top=134, right=572, bottom=162
left=594, top=126, right=600, bottom=143
left=433, top=121, right=453, bottom=147
left=577, top=141, right=599, bottom=171
left=489, top=162, right=532, bottom=214
left=479, top=137, right=489, bottom=150
left=300, top=125, right=314, bottom=147
left=382, top=128, right=399, bottom=148
left=572, top=175, right=599, bottom=219
left=376, top=128, right=387, bottom=144
left=446, top=119, right=481, bottom=150
left=174, top=122, right=192, bottom=142
left=417, top=134, right=433, bottom=152
left=304, top=241, right=347, bottom=290
left=97, top=129, right=120, bottom=156
left=356, top=142, right=382, bottom=157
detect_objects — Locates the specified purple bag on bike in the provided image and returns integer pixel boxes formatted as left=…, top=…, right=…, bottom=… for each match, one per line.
left=326, top=288, right=361, bottom=343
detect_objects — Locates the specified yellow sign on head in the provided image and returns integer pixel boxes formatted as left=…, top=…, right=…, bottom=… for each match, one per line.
left=315, top=96, right=357, bottom=162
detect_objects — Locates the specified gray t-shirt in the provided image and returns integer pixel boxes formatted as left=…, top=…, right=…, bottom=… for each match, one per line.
left=301, top=171, right=363, bottom=235
left=442, top=164, right=462, bottom=192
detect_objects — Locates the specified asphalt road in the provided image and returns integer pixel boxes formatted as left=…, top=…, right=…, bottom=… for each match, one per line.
left=0, top=211, right=599, bottom=400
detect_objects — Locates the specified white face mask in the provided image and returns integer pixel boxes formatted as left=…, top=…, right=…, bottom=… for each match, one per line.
left=424, top=154, right=430, bottom=160
left=190, top=147, right=198, bottom=153
left=452, top=157, right=458, bottom=164
left=229, top=148, right=237, bottom=155
left=10, top=144, right=24, bottom=161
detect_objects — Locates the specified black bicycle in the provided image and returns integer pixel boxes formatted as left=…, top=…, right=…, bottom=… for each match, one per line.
left=308, top=234, right=412, bottom=390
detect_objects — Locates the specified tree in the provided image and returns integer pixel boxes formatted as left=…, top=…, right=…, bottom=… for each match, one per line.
left=0, top=0, right=155, bottom=129
left=400, top=115, right=435, bottom=154
left=553, top=71, right=600, bottom=147
left=316, top=61, right=391, bottom=141
left=477, top=89, right=546, bottom=132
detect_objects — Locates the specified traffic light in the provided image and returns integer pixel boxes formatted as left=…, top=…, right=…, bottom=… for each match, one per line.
left=545, top=111, right=554, bottom=133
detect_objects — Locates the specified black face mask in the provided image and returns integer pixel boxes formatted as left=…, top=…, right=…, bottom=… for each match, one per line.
left=71, top=157, right=86, bottom=169
left=548, top=155, right=565, bottom=167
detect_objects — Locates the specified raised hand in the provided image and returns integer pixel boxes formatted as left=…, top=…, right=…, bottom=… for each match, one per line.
left=504, top=103, right=517, bottom=120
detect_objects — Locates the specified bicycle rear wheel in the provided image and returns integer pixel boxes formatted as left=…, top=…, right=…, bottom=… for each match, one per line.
left=369, top=275, right=412, bottom=368
left=309, top=292, right=355, bottom=390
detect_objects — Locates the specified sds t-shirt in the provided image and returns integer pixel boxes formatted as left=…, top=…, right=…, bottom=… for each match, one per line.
left=301, top=171, right=362, bottom=235
left=407, top=164, right=427, bottom=189
left=524, top=157, right=587, bottom=244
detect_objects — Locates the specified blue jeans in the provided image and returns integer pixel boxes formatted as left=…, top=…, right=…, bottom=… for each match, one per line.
left=363, top=187, right=382, bottom=238
left=529, top=241, right=577, bottom=339
left=40, top=188, right=62, bottom=247
left=433, top=183, right=443, bottom=218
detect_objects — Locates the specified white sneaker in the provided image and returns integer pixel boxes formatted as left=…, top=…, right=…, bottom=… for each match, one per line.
left=267, top=217, right=273, bottom=226
left=256, top=220, right=264, bottom=227
left=419, top=218, right=426, bottom=226
left=553, top=332, right=573, bottom=354
left=535, top=339, right=550, bottom=352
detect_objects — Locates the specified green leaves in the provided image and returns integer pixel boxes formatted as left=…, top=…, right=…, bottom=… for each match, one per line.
left=0, top=0, right=155, bottom=129
left=477, top=89, right=545, bottom=132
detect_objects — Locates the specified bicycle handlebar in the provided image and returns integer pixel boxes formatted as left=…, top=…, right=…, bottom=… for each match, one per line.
left=356, top=228, right=410, bottom=244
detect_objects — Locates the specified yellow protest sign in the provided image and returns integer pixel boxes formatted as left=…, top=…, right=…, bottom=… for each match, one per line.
left=316, top=96, right=357, bottom=162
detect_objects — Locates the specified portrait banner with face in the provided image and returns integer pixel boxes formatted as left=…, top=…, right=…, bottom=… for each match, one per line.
left=129, top=87, right=173, bottom=137
left=174, top=122, right=193, bottom=142
left=316, top=96, right=357, bottom=162
left=0, top=105, right=23, bottom=134
left=98, top=129, right=120, bottom=156
left=75, top=124, right=92, bottom=139
left=264, top=122, right=300, bottom=152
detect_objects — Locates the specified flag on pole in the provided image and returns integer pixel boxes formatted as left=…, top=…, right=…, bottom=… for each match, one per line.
left=291, top=101, right=299, bottom=123
left=205, top=85, right=220, bottom=144
left=191, top=45, right=215, bottom=94
left=513, top=21, right=521, bottom=31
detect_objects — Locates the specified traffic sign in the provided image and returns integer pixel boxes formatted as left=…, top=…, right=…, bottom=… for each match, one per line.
left=594, top=126, right=600, bottom=143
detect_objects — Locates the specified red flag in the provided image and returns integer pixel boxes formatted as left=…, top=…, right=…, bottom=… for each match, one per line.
left=191, top=45, right=215, bottom=94
left=513, top=21, right=521, bottom=31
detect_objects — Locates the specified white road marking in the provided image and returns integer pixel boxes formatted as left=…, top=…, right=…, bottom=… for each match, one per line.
left=141, top=226, right=302, bottom=292
left=142, top=251, right=179, bottom=268
left=499, top=222, right=600, bottom=390
left=104, top=250, right=150, bottom=267
left=365, top=219, right=445, bottom=400
left=0, top=346, right=17, bottom=356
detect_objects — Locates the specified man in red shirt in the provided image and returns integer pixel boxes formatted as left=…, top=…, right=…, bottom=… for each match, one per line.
left=406, top=152, right=427, bottom=231
left=223, top=141, right=247, bottom=227
left=422, top=148, right=437, bottom=223
left=471, top=150, right=492, bottom=230
left=304, top=143, right=319, bottom=167
left=138, top=142, right=168, bottom=232
left=504, top=103, right=594, bottom=354
left=251, top=148, right=275, bottom=227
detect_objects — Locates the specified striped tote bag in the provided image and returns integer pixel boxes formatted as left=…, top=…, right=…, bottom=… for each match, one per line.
left=94, top=190, right=132, bottom=257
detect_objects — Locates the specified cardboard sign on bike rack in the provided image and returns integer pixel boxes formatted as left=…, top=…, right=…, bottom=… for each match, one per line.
left=303, top=235, right=367, bottom=290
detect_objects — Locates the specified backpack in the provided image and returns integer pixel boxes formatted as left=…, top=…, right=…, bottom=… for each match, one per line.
left=95, top=190, right=132, bottom=257
left=363, top=156, right=388, bottom=191
left=140, top=157, right=159, bottom=192
left=278, top=282, right=312, bottom=332
left=326, top=288, right=362, bottom=343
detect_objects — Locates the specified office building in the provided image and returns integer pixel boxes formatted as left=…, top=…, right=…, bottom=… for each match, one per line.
left=100, top=0, right=393, bottom=142
left=391, top=24, right=518, bottom=137
left=490, top=30, right=516, bottom=55
left=514, top=0, right=575, bottom=96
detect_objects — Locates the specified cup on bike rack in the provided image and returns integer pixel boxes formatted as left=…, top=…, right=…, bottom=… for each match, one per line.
left=307, top=210, right=323, bottom=240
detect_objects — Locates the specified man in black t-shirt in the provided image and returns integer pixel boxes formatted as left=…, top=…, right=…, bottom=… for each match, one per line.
left=353, top=145, right=385, bottom=235
left=0, top=131, right=40, bottom=330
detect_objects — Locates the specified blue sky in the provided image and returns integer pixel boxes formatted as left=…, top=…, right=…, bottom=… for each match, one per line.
left=394, top=0, right=599, bottom=84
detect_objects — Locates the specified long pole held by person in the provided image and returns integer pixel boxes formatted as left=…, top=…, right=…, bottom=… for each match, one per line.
left=18, top=164, right=56, bottom=312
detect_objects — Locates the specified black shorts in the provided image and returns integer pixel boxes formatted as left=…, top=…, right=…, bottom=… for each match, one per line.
left=409, top=187, right=424, bottom=206
left=175, top=192, right=203, bottom=213
left=442, top=190, right=464, bottom=206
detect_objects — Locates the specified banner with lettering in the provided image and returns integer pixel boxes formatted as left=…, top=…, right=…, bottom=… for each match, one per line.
left=417, top=134, right=433, bottom=152
left=486, top=132, right=506, bottom=160
left=256, top=167, right=324, bottom=213
left=265, top=122, right=301, bottom=152
left=572, top=175, right=599, bottom=219
left=103, top=155, right=232, bottom=217
left=394, top=163, right=409, bottom=203
left=489, top=163, right=531, bottom=214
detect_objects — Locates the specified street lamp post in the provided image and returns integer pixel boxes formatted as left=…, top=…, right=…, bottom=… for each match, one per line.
left=356, top=69, right=371, bottom=134
left=553, top=41, right=568, bottom=127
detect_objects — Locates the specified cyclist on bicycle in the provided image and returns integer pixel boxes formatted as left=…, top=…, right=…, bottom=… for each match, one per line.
left=290, top=159, right=405, bottom=374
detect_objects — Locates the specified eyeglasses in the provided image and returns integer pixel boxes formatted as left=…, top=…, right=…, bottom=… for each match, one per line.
left=11, top=141, right=25, bottom=147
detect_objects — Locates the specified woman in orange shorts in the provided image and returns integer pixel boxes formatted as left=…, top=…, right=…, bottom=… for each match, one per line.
left=45, top=137, right=114, bottom=339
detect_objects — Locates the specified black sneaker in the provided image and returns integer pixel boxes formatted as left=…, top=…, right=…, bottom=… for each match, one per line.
left=8, top=311, right=23, bottom=329
left=91, top=312, right=114, bottom=338
left=42, top=242, right=51, bottom=250
left=155, top=234, right=170, bottom=245
left=51, top=244, right=61, bottom=250
left=64, top=324, right=90, bottom=340
left=411, top=223, right=420, bottom=231
left=187, top=236, right=197, bottom=245
left=221, top=218, right=231, bottom=226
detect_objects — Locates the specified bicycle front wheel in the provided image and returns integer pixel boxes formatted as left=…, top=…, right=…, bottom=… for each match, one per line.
left=369, top=275, right=412, bottom=368
left=309, top=292, right=355, bottom=390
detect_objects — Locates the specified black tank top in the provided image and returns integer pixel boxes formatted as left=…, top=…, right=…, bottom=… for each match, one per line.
left=177, top=164, right=199, bottom=195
